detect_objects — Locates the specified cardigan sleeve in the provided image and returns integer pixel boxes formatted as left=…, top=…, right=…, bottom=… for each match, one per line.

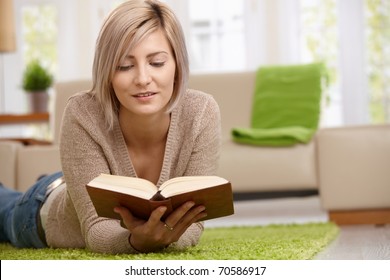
left=183, top=92, right=222, bottom=176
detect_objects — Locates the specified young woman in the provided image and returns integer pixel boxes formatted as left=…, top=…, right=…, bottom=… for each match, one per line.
left=0, top=0, right=221, bottom=254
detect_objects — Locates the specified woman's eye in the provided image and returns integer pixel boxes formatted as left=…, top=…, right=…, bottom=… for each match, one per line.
left=151, top=61, right=165, bottom=67
left=117, top=65, right=133, bottom=71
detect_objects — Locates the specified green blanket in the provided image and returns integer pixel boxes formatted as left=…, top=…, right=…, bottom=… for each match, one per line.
left=232, top=126, right=315, bottom=146
left=232, top=62, right=326, bottom=146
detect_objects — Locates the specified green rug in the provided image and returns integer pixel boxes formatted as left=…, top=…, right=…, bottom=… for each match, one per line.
left=0, top=222, right=338, bottom=260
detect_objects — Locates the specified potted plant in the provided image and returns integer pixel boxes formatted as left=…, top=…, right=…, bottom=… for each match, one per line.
left=22, top=59, right=54, bottom=113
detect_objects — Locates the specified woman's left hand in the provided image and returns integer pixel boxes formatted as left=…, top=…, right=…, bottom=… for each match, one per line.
left=114, top=201, right=206, bottom=252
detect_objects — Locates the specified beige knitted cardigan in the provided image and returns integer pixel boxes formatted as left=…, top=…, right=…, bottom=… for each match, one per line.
left=44, top=89, right=221, bottom=254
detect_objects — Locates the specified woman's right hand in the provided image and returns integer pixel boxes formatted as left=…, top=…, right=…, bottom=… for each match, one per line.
left=114, top=201, right=207, bottom=253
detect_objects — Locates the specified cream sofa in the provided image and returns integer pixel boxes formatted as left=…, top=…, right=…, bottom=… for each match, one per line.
left=189, top=72, right=317, bottom=193
left=1, top=72, right=389, bottom=223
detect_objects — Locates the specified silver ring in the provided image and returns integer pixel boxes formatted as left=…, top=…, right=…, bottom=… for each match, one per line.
left=164, top=223, right=174, bottom=231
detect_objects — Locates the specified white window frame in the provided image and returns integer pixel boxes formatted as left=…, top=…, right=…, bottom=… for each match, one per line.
left=338, top=0, right=369, bottom=125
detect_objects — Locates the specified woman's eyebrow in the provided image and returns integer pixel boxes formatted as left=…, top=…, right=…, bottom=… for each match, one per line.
left=125, top=51, right=169, bottom=59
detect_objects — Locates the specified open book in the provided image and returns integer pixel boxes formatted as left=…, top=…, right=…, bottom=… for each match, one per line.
left=86, top=174, right=234, bottom=222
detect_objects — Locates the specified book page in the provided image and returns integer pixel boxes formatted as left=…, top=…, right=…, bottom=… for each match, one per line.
left=160, top=176, right=229, bottom=198
left=87, top=174, right=158, bottom=199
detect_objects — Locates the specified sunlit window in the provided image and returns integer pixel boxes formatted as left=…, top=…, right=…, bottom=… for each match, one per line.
left=300, top=0, right=341, bottom=126
left=365, top=0, right=390, bottom=123
left=188, top=0, right=245, bottom=72
left=300, top=0, right=390, bottom=125
left=22, top=4, right=58, bottom=75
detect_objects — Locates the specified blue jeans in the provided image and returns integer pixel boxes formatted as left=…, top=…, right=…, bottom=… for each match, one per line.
left=0, top=171, right=63, bottom=248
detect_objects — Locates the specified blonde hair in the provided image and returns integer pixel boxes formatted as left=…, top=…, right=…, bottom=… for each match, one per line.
left=91, top=0, right=189, bottom=129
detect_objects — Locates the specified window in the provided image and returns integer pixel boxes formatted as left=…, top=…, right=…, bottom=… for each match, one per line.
left=22, top=3, right=58, bottom=75
left=0, top=1, right=59, bottom=138
left=299, top=0, right=342, bottom=126
left=300, top=0, right=390, bottom=125
left=365, top=0, right=390, bottom=123
left=188, top=0, right=246, bottom=72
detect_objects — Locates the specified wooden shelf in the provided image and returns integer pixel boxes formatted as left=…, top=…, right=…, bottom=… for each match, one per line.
left=0, top=113, right=49, bottom=125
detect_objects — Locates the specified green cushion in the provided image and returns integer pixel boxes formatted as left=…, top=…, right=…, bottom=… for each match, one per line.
left=232, top=126, right=315, bottom=146
left=232, top=62, right=326, bottom=146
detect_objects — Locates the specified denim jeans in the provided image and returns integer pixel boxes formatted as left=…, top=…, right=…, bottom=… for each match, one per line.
left=0, top=171, right=63, bottom=248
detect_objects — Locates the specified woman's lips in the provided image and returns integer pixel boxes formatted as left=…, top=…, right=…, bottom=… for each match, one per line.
left=134, top=92, right=155, bottom=97
left=133, top=91, right=157, bottom=101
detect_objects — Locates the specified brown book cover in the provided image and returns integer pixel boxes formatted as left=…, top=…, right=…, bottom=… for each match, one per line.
left=86, top=174, right=234, bottom=222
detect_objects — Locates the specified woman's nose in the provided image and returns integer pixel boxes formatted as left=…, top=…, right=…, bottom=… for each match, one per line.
left=135, top=66, right=152, bottom=86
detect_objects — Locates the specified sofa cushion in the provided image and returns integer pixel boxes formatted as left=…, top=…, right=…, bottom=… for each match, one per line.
left=52, top=80, right=92, bottom=144
left=16, top=145, right=61, bottom=192
left=217, top=140, right=318, bottom=192
left=189, top=72, right=256, bottom=141
left=0, top=141, right=23, bottom=189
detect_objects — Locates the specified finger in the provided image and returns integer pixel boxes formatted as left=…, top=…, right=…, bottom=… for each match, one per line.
left=147, top=206, right=168, bottom=227
left=175, top=212, right=207, bottom=239
left=174, top=205, right=207, bottom=230
left=166, top=207, right=207, bottom=243
left=190, top=207, right=208, bottom=223
left=164, top=201, right=196, bottom=229
left=114, top=206, right=137, bottom=230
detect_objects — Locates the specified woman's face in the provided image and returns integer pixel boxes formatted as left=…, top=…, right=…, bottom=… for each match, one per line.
left=112, top=29, right=176, bottom=117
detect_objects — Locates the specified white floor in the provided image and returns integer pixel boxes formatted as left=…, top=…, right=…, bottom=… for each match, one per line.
left=315, top=224, right=390, bottom=260
left=205, top=195, right=328, bottom=228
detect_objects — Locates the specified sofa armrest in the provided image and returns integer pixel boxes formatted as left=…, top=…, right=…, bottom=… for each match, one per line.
left=317, top=124, right=390, bottom=210
left=0, top=141, right=24, bottom=189
left=16, top=145, right=61, bottom=192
